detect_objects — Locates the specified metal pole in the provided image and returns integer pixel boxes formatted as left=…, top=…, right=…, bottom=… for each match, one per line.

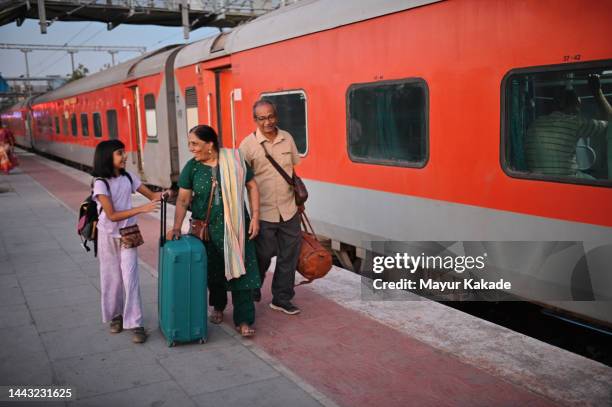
left=68, top=51, right=76, bottom=73
left=181, top=0, right=189, bottom=40
left=21, top=49, right=31, bottom=93
left=37, top=0, right=47, bottom=34
left=109, top=51, right=117, bottom=66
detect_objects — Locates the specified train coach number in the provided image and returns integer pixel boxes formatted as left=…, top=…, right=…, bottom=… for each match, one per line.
left=563, top=54, right=581, bottom=62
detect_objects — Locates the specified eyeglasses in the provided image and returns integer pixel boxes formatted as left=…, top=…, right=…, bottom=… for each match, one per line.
left=255, top=114, right=276, bottom=122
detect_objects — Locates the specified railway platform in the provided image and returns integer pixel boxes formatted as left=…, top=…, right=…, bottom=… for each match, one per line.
left=0, top=149, right=611, bottom=407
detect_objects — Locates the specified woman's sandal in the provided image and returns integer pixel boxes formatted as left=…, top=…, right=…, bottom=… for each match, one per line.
left=209, top=310, right=223, bottom=324
left=236, top=323, right=255, bottom=337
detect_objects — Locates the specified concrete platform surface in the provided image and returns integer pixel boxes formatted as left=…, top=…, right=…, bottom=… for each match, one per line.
left=0, top=150, right=610, bottom=407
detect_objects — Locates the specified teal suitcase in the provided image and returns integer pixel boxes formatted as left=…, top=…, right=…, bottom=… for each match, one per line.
left=158, top=198, right=207, bottom=347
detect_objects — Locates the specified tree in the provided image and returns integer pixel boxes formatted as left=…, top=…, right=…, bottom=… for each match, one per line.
left=67, top=64, right=89, bottom=82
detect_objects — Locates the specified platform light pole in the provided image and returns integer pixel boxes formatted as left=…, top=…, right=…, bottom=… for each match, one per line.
left=20, top=49, right=32, bottom=93
left=108, top=50, right=118, bottom=66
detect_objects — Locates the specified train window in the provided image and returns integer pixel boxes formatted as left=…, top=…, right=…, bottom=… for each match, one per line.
left=70, top=114, right=77, bottom=136
left=185, top=87, right=199, bottom=132
left=106, top=110, right=118, bottom=140
left=260, top=90, right=308, bottom=155
left=144, top=94, right=157, bottom=138
left=80, top=113, right=89, bottom=137
left=93, top=113, right=103, bottom=138
left=503, top=61, right=612, bottom=186
left=62, top=115, right=68, bottom=135
left=54, top=117, right=60, bottom=135
left=347, top=78, right=428, bottom=167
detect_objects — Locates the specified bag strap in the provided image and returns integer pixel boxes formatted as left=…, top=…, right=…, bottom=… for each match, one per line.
left=203, top=169, right=217, bottom=225
left=122, top=171, right=133, bottom=187
left=300, top=212, right=317, bottom=238
left=92, top=178, right=111, bottom=216
left=255, top=132, right=295, bottom=187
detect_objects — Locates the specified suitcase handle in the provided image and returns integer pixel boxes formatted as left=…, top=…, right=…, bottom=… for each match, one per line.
left=160, top=196, right=167, bottom=247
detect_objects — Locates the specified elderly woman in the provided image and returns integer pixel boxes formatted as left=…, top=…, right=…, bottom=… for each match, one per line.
left=168, top=125, right=261, bottom=337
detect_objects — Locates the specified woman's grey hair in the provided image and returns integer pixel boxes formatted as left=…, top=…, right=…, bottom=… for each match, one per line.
left=252, top=99, right=277, bottom=118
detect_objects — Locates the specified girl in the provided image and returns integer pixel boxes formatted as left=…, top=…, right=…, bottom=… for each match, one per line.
left=92, top=140, right=165, bottom=344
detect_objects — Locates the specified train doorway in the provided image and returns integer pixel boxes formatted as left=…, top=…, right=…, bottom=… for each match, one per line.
left=214, top=67, right=234, bottom=148
left=126, top=85, right=145, bottom=177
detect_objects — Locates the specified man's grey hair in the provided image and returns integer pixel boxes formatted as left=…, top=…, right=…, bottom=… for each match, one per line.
left=252, top=99, right=277, bottom=118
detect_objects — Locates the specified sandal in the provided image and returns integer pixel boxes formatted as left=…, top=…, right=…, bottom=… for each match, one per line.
left=209, top=309, right=223, bottom=324
left=132, top=327, right=148, bottom=344
left=236, top=323, right=255, bottom=337
left=110, top=315, right=123, bottom=334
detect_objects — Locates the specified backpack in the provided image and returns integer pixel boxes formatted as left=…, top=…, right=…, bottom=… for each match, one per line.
left=77, top=173, right=133, bottom=256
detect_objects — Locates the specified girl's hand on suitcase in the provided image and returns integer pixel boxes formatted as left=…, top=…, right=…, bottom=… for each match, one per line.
left=140, top=199, right=161, bottom=214
left=166, top=228, right=181, bottom=241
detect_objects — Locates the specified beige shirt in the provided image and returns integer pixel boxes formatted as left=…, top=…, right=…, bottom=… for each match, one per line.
left=239, top=128, right=301, bottom=223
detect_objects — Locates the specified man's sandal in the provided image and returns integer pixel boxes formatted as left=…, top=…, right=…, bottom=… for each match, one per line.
left=209, top=310, right=223, bottom=324
left=236, top=324, right=255, bottom=337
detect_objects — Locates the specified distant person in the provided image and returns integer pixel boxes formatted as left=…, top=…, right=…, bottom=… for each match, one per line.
left=525, top=74, right=611, bottom=179
left=0, top=120, right=17, bottom=174
left=168, top=125, right=261, bottom=337
left=92, top=140, right=166, bottom=344
left=239, top=100, right=303, bottom=315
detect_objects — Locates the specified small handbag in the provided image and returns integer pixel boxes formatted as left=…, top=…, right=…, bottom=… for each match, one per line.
left=257, top=134, right=308, bottom=206
left=190, top=172, right=217, bottom=242
left=119, top=224, right=144, bottom=249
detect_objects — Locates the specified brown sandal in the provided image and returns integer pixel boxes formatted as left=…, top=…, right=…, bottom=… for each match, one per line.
left=110, top=315, right=122, bottom=334
left=209, top=310, right=223, bottom=324
left=236, top=323, right=255, bottom=337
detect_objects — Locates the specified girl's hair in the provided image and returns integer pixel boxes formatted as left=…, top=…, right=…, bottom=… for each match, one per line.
left=92, top=139, right=126, bottom=178
left=189, top=125, right=219, bottom=152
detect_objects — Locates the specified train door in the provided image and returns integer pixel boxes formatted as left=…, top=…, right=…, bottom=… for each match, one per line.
left=126, top=86, right=145, bottom=177
left=215, top=68, right=235, bottom=148
left=25, top=110, right=33, bottom=148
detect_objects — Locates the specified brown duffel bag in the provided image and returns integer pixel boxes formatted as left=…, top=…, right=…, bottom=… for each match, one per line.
left=296, top=212, right=333, bottom=286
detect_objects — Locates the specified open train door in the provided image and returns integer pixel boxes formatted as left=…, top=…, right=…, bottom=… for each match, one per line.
left=214, top=67, right=238, bottom=148
left=124, top=84, right=145, bottom=178
left=24, top=110, right=33, bottom=149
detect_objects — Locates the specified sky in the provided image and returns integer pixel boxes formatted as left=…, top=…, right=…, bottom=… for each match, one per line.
left=0, top=19, right=220, bottom=79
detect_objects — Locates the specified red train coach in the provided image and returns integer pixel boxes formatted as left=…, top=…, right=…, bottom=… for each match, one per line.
left=5, top=45, right=187, bottom=187
left=174, top=0, right=612, bottom=325
left=2, top=0, right=611, bottom=325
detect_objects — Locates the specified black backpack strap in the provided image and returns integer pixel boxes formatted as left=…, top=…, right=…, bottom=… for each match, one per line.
left=123, top=171, right=133, bottom=187
left=92, top=178, right=111, bottom=215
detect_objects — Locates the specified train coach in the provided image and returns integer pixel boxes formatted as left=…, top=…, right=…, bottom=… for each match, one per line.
left=2, top=0, right=612, bottom=326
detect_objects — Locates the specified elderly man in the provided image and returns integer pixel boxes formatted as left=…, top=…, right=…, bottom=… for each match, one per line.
left=239, top=99, right=302, bottom=315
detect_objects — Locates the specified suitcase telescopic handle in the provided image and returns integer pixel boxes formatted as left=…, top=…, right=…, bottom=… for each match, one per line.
left=160, top=196, right=167, bottom=247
